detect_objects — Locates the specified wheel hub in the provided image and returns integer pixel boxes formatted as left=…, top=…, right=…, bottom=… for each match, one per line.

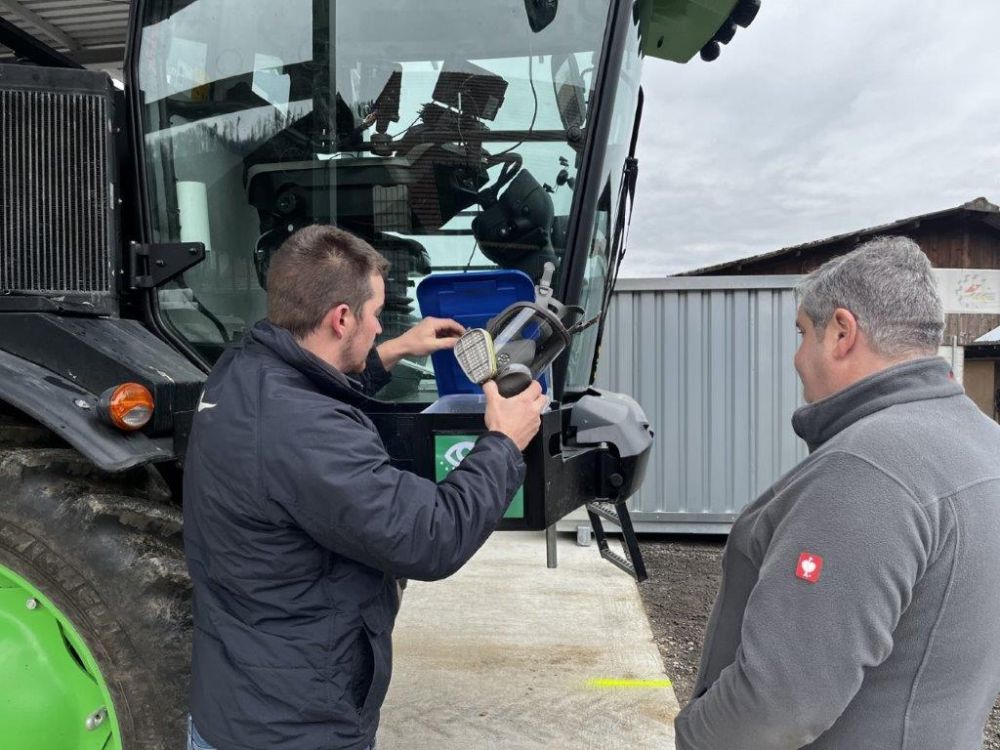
left=0, top=566, right=121, bottom=750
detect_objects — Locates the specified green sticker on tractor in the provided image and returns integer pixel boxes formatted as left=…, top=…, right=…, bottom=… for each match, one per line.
left=435, top=434, right=524, bottom=519
left=0, top=565, right=121, bottom=750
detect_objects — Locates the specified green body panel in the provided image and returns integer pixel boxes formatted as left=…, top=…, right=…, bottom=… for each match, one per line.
left=0, top=565, right=121, bottom=750
left=434, top=434, right=524, bottom=519
left=639, top=0, right=740, bottom=62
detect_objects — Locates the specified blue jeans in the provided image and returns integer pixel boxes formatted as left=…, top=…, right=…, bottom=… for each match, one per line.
left=187, top=716, right=374, bottom=750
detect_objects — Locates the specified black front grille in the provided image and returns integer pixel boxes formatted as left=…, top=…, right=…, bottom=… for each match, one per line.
left=0, top=66, right=115, bottom=298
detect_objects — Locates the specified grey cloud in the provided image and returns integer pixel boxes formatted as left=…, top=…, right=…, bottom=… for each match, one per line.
left=621, top=0, right=1000, bottom=277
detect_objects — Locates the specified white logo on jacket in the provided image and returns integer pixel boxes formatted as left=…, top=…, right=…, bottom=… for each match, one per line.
left=196, top=390, right=217, bottom=412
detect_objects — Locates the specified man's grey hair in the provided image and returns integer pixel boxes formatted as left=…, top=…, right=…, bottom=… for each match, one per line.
left=796, top=236, right=944, bottom=358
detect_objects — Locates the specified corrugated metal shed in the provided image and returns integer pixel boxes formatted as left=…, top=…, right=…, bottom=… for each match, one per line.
left=587, top=276, right=808, bottom=533
left=0, top=0, right=128, bottom=65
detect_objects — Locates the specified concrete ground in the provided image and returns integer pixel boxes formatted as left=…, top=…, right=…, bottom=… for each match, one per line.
left=379, top=531, right=678, bottom=750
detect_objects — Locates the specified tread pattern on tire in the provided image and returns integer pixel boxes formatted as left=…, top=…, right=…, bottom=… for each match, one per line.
left=0, top=427, right=191, bottom=750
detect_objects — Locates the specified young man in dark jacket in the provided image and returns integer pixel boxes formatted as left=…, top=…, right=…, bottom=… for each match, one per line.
left=183, top=225, right=548, bottom=750
left=675, top=237, right=1000, bottom=749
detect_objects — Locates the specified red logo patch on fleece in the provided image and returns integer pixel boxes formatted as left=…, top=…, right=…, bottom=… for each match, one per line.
left=796, top=552, right=823, bottom=583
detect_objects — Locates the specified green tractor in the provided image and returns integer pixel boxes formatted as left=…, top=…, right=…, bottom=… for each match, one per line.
left=0, top=1, right=758, bottom=747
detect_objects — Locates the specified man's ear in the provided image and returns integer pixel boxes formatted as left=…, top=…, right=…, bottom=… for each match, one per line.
left=829, top=307, right=859, bottom=359
left=324, top=304, right=353, bottom=340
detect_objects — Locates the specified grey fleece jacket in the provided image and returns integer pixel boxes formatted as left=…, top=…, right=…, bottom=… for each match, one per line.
left=675, top=357, right=1000, bottom=750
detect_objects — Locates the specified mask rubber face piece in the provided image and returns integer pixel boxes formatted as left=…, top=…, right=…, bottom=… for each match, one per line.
left=495, top=363, right=533, bottom=397
left=454, top=328, right=498, bottom=384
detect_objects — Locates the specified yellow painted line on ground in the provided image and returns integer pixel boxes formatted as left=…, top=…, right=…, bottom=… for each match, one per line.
left=587, top=678, right=674, bottom=688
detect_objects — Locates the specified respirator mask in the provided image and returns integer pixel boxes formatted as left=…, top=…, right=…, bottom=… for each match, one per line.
left=453, top=264, right=595, bottom=397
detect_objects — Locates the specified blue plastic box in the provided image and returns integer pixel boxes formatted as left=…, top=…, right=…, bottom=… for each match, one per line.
left=416, top=270, right=536, bottom=396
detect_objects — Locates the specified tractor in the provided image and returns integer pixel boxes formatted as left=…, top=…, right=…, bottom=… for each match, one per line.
left=0, top=0, right=759, bottom=747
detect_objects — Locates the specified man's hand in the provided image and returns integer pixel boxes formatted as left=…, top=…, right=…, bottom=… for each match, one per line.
left=378, top=317, right=465, bottom=370
left=483, top=380, right=548, bottom=451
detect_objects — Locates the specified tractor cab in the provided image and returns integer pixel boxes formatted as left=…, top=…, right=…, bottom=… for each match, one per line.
left=133, top=0, right=640, bottom=401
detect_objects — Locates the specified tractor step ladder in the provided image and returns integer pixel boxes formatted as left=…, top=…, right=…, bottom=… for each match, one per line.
left=586, top=501, right=648, bottom=582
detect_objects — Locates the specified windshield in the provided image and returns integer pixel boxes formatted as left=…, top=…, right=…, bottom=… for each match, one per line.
left=136, top=0, right=613, bottom=400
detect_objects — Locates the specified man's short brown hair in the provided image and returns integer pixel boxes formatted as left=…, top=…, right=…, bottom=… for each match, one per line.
left=266, top=225, right=390, bottom=338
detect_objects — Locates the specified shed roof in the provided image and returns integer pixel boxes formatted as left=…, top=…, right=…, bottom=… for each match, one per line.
left=974, top=325, right=1000, bottom=344
left=1, top=0, right=759, bottom=71
left=681, top=197, right=1000, bottom=276
left=0, top=0, right=129, bottom=66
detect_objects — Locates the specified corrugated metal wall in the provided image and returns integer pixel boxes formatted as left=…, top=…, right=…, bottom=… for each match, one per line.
left=592, top=276, right=808, bottom=533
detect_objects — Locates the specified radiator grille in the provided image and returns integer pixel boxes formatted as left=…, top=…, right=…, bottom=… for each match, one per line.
left=0, top=87, right=112, bottom=294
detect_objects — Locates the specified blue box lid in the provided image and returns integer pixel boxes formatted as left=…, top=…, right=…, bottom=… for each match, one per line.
left=416, top=270, right=536, bottom=395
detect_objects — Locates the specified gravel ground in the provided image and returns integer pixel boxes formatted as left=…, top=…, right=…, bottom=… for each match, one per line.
left=636, top=536, right=1000, bottom=749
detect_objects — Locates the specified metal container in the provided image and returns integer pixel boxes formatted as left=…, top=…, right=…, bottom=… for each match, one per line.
left=582, top=276, right=808, bottom=534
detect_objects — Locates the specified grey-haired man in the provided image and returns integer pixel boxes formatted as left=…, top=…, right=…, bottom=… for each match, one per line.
left=675, top=237, right=1000, bottom=749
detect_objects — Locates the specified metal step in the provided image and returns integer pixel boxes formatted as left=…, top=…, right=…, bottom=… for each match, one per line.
left=586, top=501, right=648, bottom=582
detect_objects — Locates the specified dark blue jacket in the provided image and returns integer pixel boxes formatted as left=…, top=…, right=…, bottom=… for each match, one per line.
left=183, top=321, right=525, bottom=750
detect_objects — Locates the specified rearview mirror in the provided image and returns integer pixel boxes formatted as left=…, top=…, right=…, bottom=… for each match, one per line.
left=524, top=0, right=558, bottom=33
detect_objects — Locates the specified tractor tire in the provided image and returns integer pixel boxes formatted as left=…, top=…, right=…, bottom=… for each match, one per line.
left=0, top=435, right=191, bottom=750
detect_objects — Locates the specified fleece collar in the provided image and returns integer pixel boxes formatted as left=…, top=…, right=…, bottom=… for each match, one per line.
left=792, top=357, right=963, bottom=451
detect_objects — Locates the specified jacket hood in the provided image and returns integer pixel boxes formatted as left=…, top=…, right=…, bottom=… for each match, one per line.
left=792, top=356, right=962, bottom=451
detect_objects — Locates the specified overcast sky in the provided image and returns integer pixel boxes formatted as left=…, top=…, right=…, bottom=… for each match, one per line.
left=622, top=0, right=1000, bottom=277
